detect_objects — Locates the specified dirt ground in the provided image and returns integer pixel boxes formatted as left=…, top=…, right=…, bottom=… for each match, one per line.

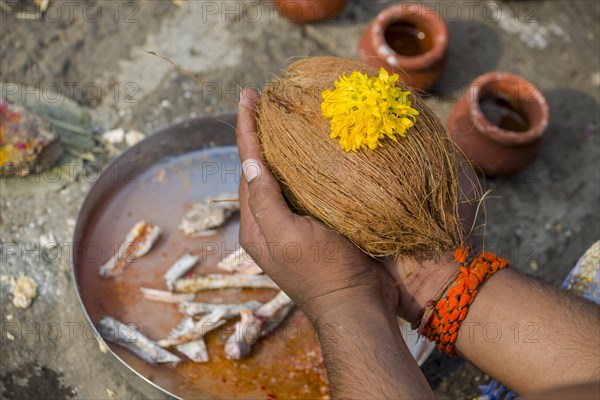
left=1, top=0, right=599, bottom=399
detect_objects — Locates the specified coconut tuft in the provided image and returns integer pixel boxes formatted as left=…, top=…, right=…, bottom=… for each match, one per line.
left=256, top=56, right=475, bottom=258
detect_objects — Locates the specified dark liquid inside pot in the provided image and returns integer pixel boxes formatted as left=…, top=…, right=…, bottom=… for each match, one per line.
left=384, top=21, right=433, bottom=57
left=479, top=93, right=531, bottom=132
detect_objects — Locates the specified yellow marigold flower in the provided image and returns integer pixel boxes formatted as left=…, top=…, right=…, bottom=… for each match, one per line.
left=321, top=68, right=419, bottom=152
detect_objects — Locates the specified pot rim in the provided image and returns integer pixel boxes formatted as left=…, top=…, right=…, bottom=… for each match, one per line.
left=370, top=3, right=448, bottom=71
left=468, top=72, right=549, bottom=146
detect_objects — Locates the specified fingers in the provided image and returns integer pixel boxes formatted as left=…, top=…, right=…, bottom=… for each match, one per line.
left=241, top=154, right=295, bottom=241
left=236, top=88, right=261, bottom=162
left=237, top=88, right=266, bottom=259
left=238, top=176, right=262, bottom=258
left=236, top=87, right=295, bottom=239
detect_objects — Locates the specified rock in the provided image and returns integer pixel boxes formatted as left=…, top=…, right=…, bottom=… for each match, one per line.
left=102, top=128, right=125, bottom=144
left=40, top=232, right=58, bottom=249
left=12, top=276, right=38, bottom=309
left=529, top=260, right=539, bottom=272
left=98, top=339, right=109, bottom=354
left=125, top=130, right=145, bottom=146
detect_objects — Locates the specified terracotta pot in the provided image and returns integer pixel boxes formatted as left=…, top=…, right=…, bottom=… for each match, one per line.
left=357, top=3, right=448, bottom=91
left=274, top=0, right=348, bottom=24
left=448, top=72, right=549, bottom=177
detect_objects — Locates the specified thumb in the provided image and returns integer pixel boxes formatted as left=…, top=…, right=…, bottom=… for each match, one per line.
left=242, top=158, right=295, bottom=239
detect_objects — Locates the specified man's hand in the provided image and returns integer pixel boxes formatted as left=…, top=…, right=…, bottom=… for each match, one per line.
left=236, top=88, right=398, bottom=325
left=235, top=87, right=435, bottom=399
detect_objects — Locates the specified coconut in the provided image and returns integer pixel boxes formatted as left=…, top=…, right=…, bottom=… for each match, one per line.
left=256, top=57, right=476, bottom=258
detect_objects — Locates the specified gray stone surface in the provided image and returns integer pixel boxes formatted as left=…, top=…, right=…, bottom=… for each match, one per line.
left=1, top=0, right=598, bottom=399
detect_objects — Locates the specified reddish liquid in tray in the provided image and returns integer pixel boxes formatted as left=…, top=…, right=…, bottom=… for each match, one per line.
left=76, top=147, right=329, bottom=399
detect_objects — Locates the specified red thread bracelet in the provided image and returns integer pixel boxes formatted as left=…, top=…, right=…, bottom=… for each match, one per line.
left=421, top=246, right=510, bottom=356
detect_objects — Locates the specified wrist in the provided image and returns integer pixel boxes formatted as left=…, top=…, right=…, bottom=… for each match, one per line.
left=314, top=305, right=400, bottom=355
left=301, top=262, right=400, bottom=329
left=311, top=296, right=398, bottom=333
left=312, top=294, right=435, bottom=400
left=383, top=253, right=459, bottom=324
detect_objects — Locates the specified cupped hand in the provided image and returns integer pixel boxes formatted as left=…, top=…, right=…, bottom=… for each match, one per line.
left=236, top=88, right=399, bottom=325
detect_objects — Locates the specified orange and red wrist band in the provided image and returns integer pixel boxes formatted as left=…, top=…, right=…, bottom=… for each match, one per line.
left=420, top=246, right=510, bottom=356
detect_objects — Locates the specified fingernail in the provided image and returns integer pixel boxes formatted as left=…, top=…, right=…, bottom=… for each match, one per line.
left=244, top=88, right=259, bottom=101
left=242, top=159, right=261, bottom=183
left=241, top=88, right=259, bottom=106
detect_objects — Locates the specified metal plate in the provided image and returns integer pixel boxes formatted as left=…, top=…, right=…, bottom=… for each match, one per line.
left=71, top=113, right=433, bottom=399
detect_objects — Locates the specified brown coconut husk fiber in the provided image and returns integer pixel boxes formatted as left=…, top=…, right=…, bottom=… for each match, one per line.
left=257, top=56, right=475, bottom=258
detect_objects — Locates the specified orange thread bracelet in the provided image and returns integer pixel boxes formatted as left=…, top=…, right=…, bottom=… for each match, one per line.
left=421, top=246, right=510, bottom=356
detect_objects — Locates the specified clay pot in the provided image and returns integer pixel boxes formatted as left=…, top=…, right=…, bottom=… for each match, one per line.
left=357, top=3, right=448, bottom=91
left=274, top=0, right=348, bottom=24
left=448, top=72, right=549, bottom=177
